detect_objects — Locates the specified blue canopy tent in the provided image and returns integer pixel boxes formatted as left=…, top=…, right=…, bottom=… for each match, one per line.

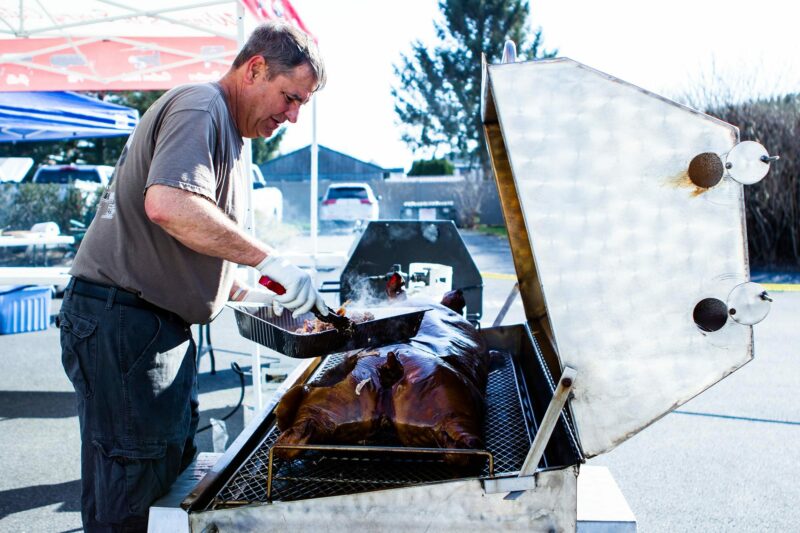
left=0, top=91, right=138, bottom=143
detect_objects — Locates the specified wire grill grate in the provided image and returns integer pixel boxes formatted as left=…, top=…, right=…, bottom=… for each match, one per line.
left=210, top=350, right=531, bottom=507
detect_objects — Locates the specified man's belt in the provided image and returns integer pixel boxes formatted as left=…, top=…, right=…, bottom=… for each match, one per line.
left=69, top=278, right=163, bottom=313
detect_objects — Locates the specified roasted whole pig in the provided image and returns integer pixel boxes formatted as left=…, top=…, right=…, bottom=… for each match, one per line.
left=274, top=298, right=489, bottom=459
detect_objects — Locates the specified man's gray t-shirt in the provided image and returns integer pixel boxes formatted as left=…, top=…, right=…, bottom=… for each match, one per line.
left=71, top=83, right=246, bottom=324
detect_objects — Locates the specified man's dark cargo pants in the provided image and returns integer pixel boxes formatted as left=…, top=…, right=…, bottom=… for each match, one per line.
left=59, top=278, right=199, bottom=532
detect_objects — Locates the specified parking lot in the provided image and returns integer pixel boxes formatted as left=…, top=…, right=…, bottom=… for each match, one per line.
left=0, top=228, right=797, bottom=532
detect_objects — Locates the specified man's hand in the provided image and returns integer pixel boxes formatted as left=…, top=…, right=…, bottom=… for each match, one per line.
left=256, top=254, right=327, bottom=318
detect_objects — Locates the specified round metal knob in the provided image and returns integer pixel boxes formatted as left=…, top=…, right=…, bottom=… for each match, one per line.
left=724, top=141, right=773, bottom=185
left=727, top=282, right=771, bottom=325
left=688, top=152, right=724, bottom=188
left=693, top=297, right=728, bottom=332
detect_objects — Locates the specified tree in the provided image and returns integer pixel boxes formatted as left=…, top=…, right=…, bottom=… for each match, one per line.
left=252, top=127, right=286, bottom=165
left=392, top=0, right=556, bottom=173
left=408, top=158, right=455, bottom=176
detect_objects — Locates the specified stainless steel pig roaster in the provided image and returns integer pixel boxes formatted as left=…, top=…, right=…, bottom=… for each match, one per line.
left=156, top=50, right=776, bottom=532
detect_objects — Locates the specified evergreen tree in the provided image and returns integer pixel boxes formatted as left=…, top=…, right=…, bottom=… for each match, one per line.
left=408, top=158, right=455, bottom=176
left=392, top=0, right=556, bottom=172
left=252, top=127, right=286, bottom=165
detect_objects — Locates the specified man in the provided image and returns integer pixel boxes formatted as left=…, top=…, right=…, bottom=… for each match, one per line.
left=58, top=22, right=326, bottom=531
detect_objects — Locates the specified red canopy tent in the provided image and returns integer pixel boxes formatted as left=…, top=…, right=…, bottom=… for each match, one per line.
left=0, top=0, right=312, bottom=92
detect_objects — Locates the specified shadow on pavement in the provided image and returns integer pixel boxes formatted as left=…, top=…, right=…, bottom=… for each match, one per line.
left=195, top=405, right=245, bottom=454
left=0, top=479, right=81, bottom=519
left=0, top=391, right=77, bottom=419
left=196, top=365, right=248, bottom=395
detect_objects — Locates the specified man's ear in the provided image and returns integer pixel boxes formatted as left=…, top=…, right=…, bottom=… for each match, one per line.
left=245, top=55, right=267, bottom=84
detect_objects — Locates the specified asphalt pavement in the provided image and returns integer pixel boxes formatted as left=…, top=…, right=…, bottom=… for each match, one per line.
left=0, top=228, right=797, bottom=532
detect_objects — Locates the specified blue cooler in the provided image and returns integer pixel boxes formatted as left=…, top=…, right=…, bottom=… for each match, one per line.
left=0, top=285, right=52, bottom=334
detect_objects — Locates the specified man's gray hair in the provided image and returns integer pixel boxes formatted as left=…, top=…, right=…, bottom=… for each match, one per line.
left=233, top=21, right=326, bottom=90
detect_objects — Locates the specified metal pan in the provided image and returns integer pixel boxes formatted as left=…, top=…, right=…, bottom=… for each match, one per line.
left=230, top=304, right=428, bottom=359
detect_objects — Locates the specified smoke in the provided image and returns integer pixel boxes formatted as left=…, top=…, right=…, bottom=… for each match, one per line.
left=339, top=270, right=386, bottom=309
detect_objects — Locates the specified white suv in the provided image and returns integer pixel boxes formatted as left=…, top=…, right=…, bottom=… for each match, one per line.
left=319, top=183, right=380, bottom=228
left=31, top=164, right=114, bottom=206
left=32, top=164, right=113, bottom=191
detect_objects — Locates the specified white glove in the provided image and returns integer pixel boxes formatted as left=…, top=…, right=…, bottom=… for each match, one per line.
left=256, top=253, right=327, bottom=318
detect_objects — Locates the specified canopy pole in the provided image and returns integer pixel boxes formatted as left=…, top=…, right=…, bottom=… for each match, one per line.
left=310, top=95, right=319, bottom=257
left=235, top=1, right=264, bottom=412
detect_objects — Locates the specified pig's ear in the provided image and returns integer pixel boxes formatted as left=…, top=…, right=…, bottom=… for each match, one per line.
left=275, top=385, right=308, bottom=430
left=378, top=350, right=405, bottom=388
left=315, top=352, right=359, bottom=387
left=440, top=288, right=466, bottom=314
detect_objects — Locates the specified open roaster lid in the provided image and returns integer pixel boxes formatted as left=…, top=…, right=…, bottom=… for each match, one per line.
left=482, top=57, right=772, bottom=458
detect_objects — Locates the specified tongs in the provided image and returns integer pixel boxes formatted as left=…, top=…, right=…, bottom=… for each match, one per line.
left=258, top=276, right=355, bottom=333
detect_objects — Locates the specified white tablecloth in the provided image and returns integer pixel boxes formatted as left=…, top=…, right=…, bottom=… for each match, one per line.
left=0, top=235, right=75, bottom=247
left=0, top=267, right=71, bottom=287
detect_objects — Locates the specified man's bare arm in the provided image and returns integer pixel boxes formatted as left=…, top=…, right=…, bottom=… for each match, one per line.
left=144, top=184, right=270, bottom=267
